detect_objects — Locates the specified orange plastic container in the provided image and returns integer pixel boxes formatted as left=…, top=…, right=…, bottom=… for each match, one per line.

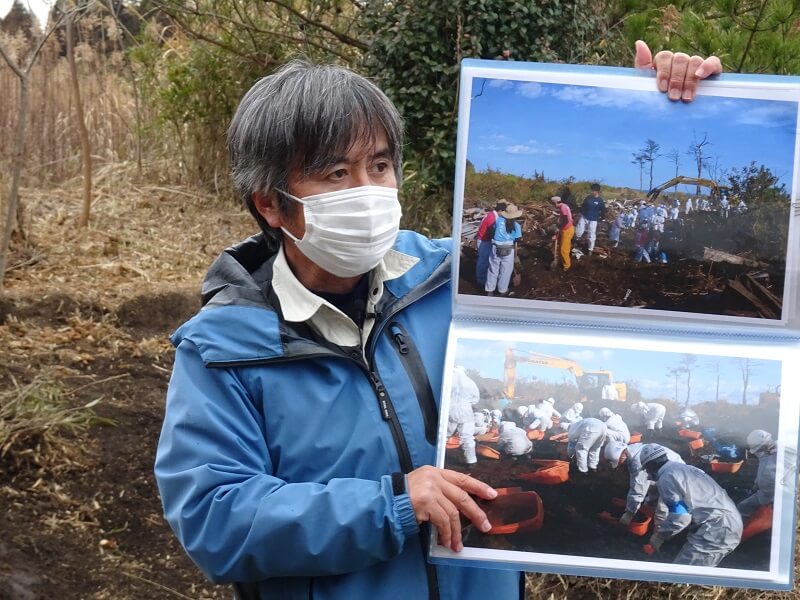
left=477, top=444, right=501, bottom=460
left=446, top=436, right=460, bottom=449
left=679, top=429, right=702, bottom=440
left=688, top=438, right=705, bottom=450
left=643, top=543, right=655, bottom=555
left=518, top=459, right=570, bottom=485
left=599, top=498, right=652, bottom=536
left=549, top=432, right=569, bottom=442
left=742, top=504, right=773, bottom=541
left=482, top=491, right=544, bottom=535
left=710, top=459, right=743, bottom=474
left=629, top=432, right=642, bottom=443
left=476, top=432, right=500, bottom=443
left=493, top=486, right=523, bottom=496
left=527, top=430, right=545, bottom=441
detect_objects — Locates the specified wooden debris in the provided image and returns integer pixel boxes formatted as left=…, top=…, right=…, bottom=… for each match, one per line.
left=727, top=278, right=777, bottom=319
left=703, top=247, right=766, bottom=268
left=744, top=273, right=783, bottom=313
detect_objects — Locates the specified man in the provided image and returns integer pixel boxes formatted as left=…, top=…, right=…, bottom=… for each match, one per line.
left=684, top=197, right=694, bottom=214
left=631, top=400, right=666, bottom=431
left=567, top=417, right=608, bottom=473
left=574, top=183, right=606, bottom=253
left=475, top=200, right=506, bottom=286
left=448, top=366, right=480, bottom=467
left=559, top=401, right=583, bottom=430
left=605, top=442, right=684, bottom=527
left=737, top=429, right=778, bottom=519
left=598, top=407, right=630, bottom=444
left=523, top=397, right=561, bottom=432
left=640, top=445, right=742, bottom=566
left=551, top=195, right=574, bottom=270
left=601, top=382, right=619, bottom=402
left=154, top=44, right=721, bottom=599
left=678, top=407, right=700, bottom=429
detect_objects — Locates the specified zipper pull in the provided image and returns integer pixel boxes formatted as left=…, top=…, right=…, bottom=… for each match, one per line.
left=370, top=371, right=391, bottom=420
left=389, top=324, right=409, bottom=355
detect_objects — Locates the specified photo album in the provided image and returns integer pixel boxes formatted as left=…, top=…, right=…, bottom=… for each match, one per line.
left=430, top=59, right=800, bottom=589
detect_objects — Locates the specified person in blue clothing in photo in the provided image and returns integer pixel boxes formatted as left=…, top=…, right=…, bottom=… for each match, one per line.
left=485, top=203, right=523, bottom=296
left=154, top=42, right=721, bottom=600
left=575, top=183, right=606, bottom=253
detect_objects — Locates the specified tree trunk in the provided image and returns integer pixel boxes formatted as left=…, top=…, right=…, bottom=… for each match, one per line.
left=67, top=12, right=93, bottom=228
left=0, top=77, right=31, bottom=291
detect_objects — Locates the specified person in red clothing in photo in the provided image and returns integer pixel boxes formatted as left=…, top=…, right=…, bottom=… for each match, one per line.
left=475, top=200, right=507, bottom=285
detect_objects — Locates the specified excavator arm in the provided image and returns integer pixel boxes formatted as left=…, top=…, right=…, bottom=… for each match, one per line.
left=647, top=176, right=730, bottom=201
left=503, top=348, right=583, bottom=399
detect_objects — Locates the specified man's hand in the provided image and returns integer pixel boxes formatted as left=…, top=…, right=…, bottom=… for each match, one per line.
left=634, top=40, right=722, bottom=102
left=407, top=466, right=496, bottom=552
left=619, top=511, right=635, bottom=527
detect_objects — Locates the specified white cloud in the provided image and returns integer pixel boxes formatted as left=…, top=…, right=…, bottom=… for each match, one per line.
left=488, top=79, right=514, bottom=90
left=552, top=85, right=668, bottom=113
left=505, top=144, right=559, bottom=156
left=734, top=103, right=797, bottom=128
left=567, top=350, right=595, bottom=362
left=516, top=82, right=544, bottom=99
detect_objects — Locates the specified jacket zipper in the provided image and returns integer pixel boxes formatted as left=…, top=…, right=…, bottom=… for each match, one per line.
left=388, top=322, right=438, bottom=445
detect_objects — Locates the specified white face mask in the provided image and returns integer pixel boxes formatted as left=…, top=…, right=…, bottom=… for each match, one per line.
left=279, top=185, right=402, bottom=278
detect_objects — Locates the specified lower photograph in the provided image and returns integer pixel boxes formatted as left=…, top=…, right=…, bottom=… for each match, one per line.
left=431, top=325, right=799, bottom=589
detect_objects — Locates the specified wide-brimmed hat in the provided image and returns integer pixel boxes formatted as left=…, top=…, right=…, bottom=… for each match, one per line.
left=499, top=203, right=523, bottom=219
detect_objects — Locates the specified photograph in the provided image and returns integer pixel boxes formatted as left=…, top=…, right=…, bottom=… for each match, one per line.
left=432, top=327, right=798, bottom=588
left=454, top=63, right=800, bottom=324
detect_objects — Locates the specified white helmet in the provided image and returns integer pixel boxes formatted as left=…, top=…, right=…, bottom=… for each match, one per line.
left=491, top=409, right=502, bottom=420
left=746, top=430, right=774, bottom=455
left=638, top=444, right=668, bottom=468
left=634, top=401, right=647, bottom=412
left=604, top=441, right=627, bottom=468
left=517, top=405, right=529, bottom=418
left=544, top=397, right=555, bottom=405
left=499, top=421, right=515, bottom=433
left=598, top=407, right=613, bottom=420
left=573, top=402, right=583, bottom=413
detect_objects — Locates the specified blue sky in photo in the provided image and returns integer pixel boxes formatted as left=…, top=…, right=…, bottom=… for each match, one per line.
left=454, top=338, right=782, bottom=405
left=466, top=78, right=798, bottom=193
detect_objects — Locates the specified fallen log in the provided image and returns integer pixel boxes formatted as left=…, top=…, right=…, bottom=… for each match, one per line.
left=703, top=247, right=766, bottom=268
left=744, top=273, right=783, bottom=314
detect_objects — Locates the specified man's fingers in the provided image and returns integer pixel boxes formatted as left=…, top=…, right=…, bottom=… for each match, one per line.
left=445, top=502, right=463, bottom=551
left=695, top=55, right=722, bottom=79
left=634, top=40, right=653, bottom=69
left=440, top=468, right=498, bottom=500
left=652, top=51, right=674, bottom=93
left=430, top=504, right=452, bottom=550
left=443, top=480, right=492, bottom=533
left=681, top=55, right=705, bottom=101
left=667, top=52, right=691, bottom=101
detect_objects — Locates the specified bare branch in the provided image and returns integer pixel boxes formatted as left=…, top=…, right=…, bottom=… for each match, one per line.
left=262, top=0, right=367, bottom=51
left=0, top=45, right=25, bottom=79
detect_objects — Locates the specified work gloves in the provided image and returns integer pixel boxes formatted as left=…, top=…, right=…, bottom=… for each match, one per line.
left=619, top=511, right=635, bottom=527
left=648, top=532, right=666, bottom=552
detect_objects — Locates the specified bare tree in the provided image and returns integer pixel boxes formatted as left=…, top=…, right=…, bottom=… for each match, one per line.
left=687, top=132, right=711, bottom=196
left=666, top=366, right=682, bottom=402
left=665, top=149, right=681, bottom=191
left=638, top=139, right=660, bottom=191
left=631, top=152, right=646, bottom=192
left=738, top=358, right=755, bottom=405
left=65, top=4, right=94, bottom=227
left=0, top=8, right=68, bottom=291
left=678, top=354, right=698, bottom=406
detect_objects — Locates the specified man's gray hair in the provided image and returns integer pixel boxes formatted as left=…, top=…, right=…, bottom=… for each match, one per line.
left=227, top=59, right=404, bottom=240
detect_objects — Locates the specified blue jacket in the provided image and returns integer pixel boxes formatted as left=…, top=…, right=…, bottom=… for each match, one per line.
left=581, top=194, right=606, bottom=221
left=154, top=231, right=521, bottom=600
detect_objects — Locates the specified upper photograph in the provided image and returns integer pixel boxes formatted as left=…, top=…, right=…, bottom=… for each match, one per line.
left=453, top=62, right=800, bottom=325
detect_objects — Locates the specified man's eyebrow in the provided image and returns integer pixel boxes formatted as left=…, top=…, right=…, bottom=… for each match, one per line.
left=328, top=147, right=393, bottom=166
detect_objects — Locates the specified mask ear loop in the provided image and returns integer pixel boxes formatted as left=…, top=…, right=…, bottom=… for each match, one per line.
left=275, top=189, right=307, bottom=243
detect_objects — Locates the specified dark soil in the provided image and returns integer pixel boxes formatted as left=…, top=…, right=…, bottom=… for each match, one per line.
left=459, top=209, right=785, bottom=319
left=0, top=293, right=225, bottom=600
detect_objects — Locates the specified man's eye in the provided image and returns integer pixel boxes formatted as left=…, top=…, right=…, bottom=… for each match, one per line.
left=374, top=162, right=390, bottom=173
left=330, top=169, right=347, bottom=179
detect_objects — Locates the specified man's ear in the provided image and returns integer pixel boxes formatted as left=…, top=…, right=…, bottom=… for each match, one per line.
left=253, top=191, right=284, bottom=228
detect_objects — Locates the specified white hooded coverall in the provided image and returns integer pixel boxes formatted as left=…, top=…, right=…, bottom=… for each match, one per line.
left=654, top=461, right=743, bottom=566
left=626, top=443, right=684, bottom=521
left=737, top=451, right=777, bottom=519
left=560, top=405, right=583, bottom=430
left=567, top=418, right=607, bottom=472
left=497, top=421, right=532, bottom=457
left=604, top=413, right=631, bottom=444
left=448, top=367, right=479, bottom=464
left=633, top=402, right=666, bottom=430
left=524, top=402, right=560, bottom=432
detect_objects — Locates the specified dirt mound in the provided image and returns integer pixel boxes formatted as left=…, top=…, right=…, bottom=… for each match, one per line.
left=115, top=290, right=200, bottom=335
left=8, top=293, right=108, bottom=326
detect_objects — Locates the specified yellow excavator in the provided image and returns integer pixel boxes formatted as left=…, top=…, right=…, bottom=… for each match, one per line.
left=503, top=347, right=626, bottom=402
left=647, top=176, right=730, bottom=202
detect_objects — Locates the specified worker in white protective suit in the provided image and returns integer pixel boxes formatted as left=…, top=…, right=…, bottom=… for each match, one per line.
left=473, top=410, right=490, bottom=436
left=559, top=402, right=583, bottom=430
left=598, top=407, right=630, bottom=444
left=737, top=430, right=778, bottom=519
left=524, top=397, right=561, bottom=432
left=497, top=421, right=532, bottom=458
left=641, top=445, right=742, bottom=566
left=605, top=442, right=684, bottom=527
left=679, top=407, right=700, bottom=429
left=447, top=366, right=479, bottom=466
left=489, top=409, right=502, bottom=429
left=567, top=417, right=607, bottom=473
left=601, top=383, right=619, bottom=402
left=631, top=401, right=666, bottom=431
